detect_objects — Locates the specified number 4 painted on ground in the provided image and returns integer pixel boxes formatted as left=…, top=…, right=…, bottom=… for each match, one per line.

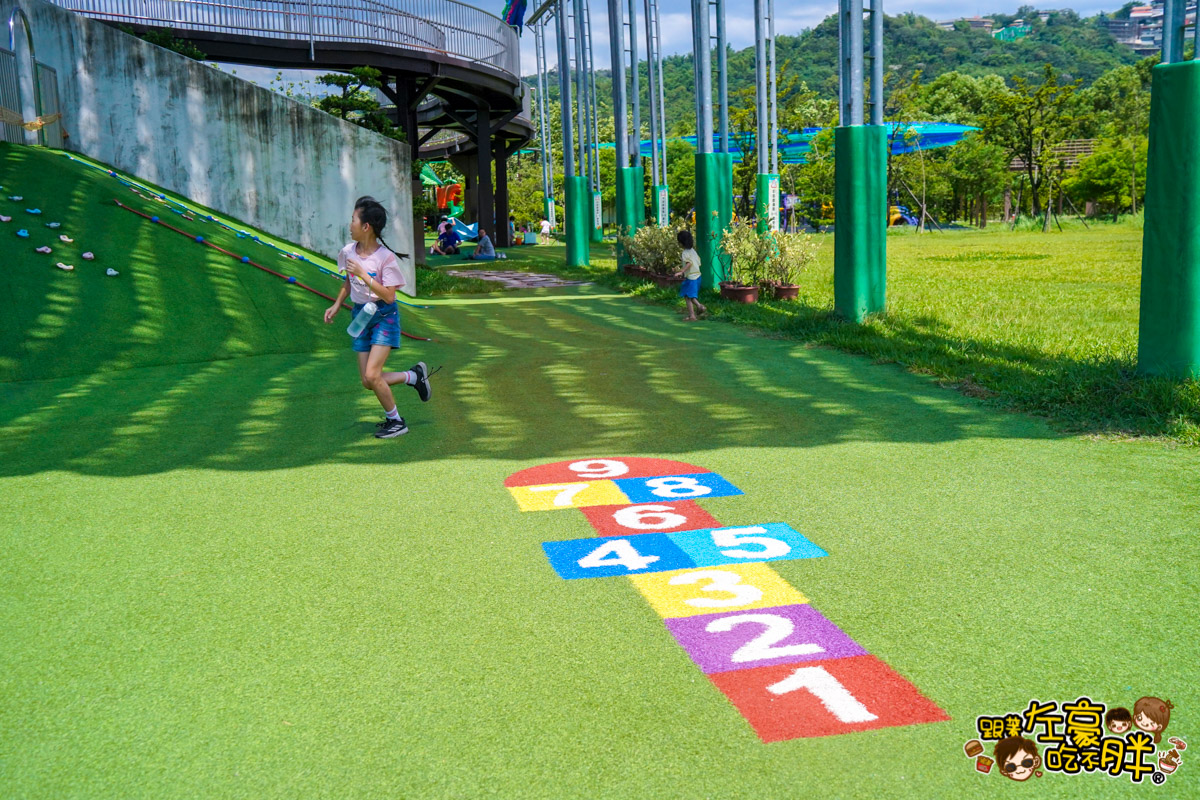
left=766, top=666, right=878, bottom=723
left=578, top=539, right=660, bottom=571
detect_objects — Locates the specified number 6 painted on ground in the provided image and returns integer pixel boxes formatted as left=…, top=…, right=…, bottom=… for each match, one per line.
left=612, top=504, right=689, bottom=530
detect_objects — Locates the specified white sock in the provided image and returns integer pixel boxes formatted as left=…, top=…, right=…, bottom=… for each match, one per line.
left=385, top=407, right=401, bottom=421
left=404, top=371, right=417, bottom=386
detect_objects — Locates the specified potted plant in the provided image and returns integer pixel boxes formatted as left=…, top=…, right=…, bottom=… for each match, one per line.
left=618, top=225, right=681, bottom=284
left=766, top=231, right=817, bottom=300
left=718, top=223, right=770, bottom=303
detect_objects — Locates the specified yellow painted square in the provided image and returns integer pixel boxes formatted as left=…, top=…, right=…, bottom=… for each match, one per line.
left=629, top=562, right=809, bottom=618
left=508, top=480, right=631, bottom=511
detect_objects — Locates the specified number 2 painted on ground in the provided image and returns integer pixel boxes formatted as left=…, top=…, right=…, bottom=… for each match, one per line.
left=766, top=666, right=878, bottom=723
left=706, top=613, right=825, bottom=663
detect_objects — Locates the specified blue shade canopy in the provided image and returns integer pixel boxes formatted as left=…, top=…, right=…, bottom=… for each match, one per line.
left=599, top=123, right=979, bottom=164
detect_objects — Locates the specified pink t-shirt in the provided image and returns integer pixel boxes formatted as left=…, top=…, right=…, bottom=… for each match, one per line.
left=338, top=242, right=404, bottom=304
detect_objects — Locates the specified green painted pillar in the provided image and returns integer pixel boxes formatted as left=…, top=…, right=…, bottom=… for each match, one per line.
left=544, top=196, right=556, bottom=232
left=695, top=152, right=729, bottom=288
left=755, top=173, right=780, bottom=235
left=717, top=153, right=734, bottom=283
left=565, top=175, right=590, bottom=267
left=1138, top=60, right=1200, bottom=378
left=616, top=165, right=645, bottom=269
left=833, top=125, right=888, bottom=322
left=653, top=184, right=670, bottom=226
left=590, top=191, right=603, bottom=243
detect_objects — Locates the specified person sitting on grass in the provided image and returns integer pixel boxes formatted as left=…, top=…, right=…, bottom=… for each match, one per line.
left=464, top=228, right=497, bottom=260
left=674, top=229, right=708, bottom=321
left=431, top=225, right=460, bottom=256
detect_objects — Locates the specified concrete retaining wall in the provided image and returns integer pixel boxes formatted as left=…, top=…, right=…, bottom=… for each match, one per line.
left=2, top=0, right=413, bottom=283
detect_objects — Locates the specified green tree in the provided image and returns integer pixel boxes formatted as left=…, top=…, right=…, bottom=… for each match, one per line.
left=1062, top=139, right=1146, bottom=220
left=1079, top=59, right=1151, bottom=212
left=982, top=64, right=1080, bottom=218
left=313, top=67, right=404, bottom=142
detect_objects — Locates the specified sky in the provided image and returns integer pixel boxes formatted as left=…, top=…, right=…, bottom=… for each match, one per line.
left=509, top=0, right=1122, bottom=76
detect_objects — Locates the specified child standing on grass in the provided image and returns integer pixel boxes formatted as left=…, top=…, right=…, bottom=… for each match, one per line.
left=674, top=229, right=708, bottom=321
left=324, top=196, right=432, bottom=439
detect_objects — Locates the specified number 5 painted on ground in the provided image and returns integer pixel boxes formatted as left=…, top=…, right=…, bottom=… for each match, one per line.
left=712, top=527, right=791, bottom=559
left=766, top=666, right=878, bottom=723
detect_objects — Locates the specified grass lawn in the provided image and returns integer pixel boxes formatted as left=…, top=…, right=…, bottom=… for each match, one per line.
left=2, top=145, right=1198, bottom=798
left=473, top=224, right=1198, bottom=444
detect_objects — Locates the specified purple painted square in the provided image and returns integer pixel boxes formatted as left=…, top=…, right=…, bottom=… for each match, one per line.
left=663, top=604, right=867, bottom=674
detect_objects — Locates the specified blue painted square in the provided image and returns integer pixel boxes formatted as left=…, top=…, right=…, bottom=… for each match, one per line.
left=666, top=523, right=827, bottom=567
left=612, top=472, right=743, bottom=505
left=543, top=534, right=696, bottom=579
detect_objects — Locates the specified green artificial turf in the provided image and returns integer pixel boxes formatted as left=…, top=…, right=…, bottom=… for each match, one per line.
left=497, top=226, right=1199, bottom=444
left=2, top=145, right=1198, bottom=798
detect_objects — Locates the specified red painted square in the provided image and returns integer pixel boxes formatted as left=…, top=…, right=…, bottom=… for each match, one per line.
left=708, top=655, right=950, bottom=742
left=580, top=501, right=723, bottom=536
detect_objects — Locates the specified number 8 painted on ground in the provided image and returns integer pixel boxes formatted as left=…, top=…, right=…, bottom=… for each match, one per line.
left=646, top=476, right=712, bottom=498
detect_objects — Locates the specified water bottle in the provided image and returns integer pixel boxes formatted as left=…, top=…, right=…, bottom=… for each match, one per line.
left=346, top=301, right=377, bottom=337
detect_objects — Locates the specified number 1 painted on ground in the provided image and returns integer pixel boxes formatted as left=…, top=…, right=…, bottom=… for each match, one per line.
left=766, top=666, right=878, bottom=723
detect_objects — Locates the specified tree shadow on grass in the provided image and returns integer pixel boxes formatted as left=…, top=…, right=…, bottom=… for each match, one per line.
left=0, top=288, right=1063, bottom=479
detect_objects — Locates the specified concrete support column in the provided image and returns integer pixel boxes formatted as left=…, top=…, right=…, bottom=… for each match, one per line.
left=474, top=102, right=494, bottom=241
left=494, top=139, right=510, bottom=247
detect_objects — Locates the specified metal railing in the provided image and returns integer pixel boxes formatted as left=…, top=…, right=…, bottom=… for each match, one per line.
left=51, top=0, right=520, bottom=77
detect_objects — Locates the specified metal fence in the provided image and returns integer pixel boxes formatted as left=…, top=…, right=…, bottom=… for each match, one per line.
left=50, top=0, right=520, bottom=77
left=0, top=48, right=21, bottom=143
left=35, top=63, right=63, bottom=148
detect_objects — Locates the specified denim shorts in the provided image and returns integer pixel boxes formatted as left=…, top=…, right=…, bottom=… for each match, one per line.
left=350, top=301, right=401, bottom=352
left=679, top=277, right=701, bottom=298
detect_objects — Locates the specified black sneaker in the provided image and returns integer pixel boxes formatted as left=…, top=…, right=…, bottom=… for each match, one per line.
left=411, top=361, right=432, bottom=402
left=374, top=417, right=408, bottom=438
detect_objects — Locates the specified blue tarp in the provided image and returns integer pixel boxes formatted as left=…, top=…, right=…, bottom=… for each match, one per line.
left=602, top=123, right=979, bottom=164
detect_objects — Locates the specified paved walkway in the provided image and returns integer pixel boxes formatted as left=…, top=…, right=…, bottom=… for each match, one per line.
left=445, top=269, right=592, bottom=289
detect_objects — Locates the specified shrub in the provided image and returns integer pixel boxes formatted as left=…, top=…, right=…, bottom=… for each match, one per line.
left=619, top=224, right=683, bottom=275
left=720, top=223, right=773, bottom=286
left=768, top=230, right=819, bottom=285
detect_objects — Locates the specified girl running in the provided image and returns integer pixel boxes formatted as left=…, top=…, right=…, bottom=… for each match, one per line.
left=324, top=196, right=432, bottom=438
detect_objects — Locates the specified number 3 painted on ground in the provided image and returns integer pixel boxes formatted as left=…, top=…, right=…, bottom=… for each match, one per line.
left=670, top=570, right=764, bottom=607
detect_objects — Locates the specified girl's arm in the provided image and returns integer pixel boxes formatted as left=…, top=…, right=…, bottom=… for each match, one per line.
left=346, top=262, right=399, bottom=305
left=324, top=279, right=350, bottom=323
